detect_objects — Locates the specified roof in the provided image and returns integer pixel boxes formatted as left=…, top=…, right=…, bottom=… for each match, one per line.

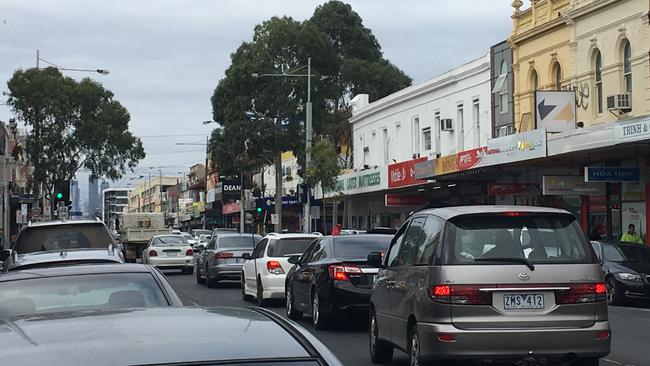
left=0, top=263, right=152, bottom=282
left=26, top=219, right=104, bottom=228
left=0, top=307, right=321, bottom=366
left=265, top=233, right=320, bottom=240
left=417, top=205, right=571, bottom=221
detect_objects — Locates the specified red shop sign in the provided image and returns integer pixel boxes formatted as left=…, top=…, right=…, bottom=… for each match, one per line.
left=222, top=202, right=241, bottom=215
left=385, top=194, right=428, bottom=207
left=457, top=147, right=488, bottom=171
left=388, top=157, right=427, bottom=188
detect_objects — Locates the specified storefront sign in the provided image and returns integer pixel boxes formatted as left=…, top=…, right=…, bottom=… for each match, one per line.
left=542, top=176, right=605, bottom=196
left=435, top=154, right=459, bottom=175
left=535, top=91, right=576, bottom=132
left=222, top=202, right=240, bottom=215
left=385, top=194, right=428, bottom=207
left=584, top=167, right=640, bottom=182
left=325, top=167, right=386, bottom=197
left=486, top=128, right=547, bottom=165
left=487, top=183, right=539, bottom=197
left=414, top=159, right=436, bottom=180
left=259, top=196, right=300, bottom=209
left=457, top=147, right=488, bottom=171
left=388, top=157, right=427, bottom=188
left=615, top=117, right=650, bottom=143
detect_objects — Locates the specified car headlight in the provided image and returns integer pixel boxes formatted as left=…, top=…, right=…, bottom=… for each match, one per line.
left=617, top=273, right=642, bottom=282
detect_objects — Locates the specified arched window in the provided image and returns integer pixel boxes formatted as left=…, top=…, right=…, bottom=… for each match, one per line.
left=623, top=40, right=632, bottom=94
left=530, top=70, right=538, bottom=91
left=594, top=50, right=603, bottom=114
left=553, top=63, right=562, bottom=90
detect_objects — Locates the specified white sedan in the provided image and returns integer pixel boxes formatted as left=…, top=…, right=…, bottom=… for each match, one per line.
left=241, top=233, right=319, bottom=306
left=142, top=235, right=195, bottom=274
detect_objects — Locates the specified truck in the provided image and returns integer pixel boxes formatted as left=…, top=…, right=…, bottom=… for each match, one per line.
left=120, top=213, right=170, bottom=262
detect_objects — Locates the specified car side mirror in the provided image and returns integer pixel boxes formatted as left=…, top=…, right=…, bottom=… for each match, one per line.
left=367, top=252, right=384, bottom=268
left=287, top=255, right=300, bottom=265
left=242, top=253, right=252, bottom=260
left=0, top=250, right=10, bottom=262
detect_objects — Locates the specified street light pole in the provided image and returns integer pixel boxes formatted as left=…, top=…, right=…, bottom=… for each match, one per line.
left=304, top=57, right=312, bottom=234
left=36, top=50, right=109, bottom=75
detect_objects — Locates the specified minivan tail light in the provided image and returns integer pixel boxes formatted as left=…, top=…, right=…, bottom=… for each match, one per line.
left=267, top=260, right=285, bottom=275
left=148, top=250, right=158, bottom=257
left=556, top=282, right=607, bottom=304
left=329, top=264, right=362, bottom=281
left=429, top=285, right=491, bottom=305
left=185, top=249, right=193, bottom=256
left=214, top=252, right=233, bottom=259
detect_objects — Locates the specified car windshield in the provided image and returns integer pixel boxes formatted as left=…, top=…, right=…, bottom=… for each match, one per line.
left=14, top=224, right=114, bottom=254
left=154, top=236, right=189, bottom=246
left=267, top=238, right=316, bottom=257
left=0, top=273, right=169, bottom=318
left=218, top=236, right=261, bottom=249
left=333, top=236, right=393, bottom=259
left=445, top=214, right=594, bottom=265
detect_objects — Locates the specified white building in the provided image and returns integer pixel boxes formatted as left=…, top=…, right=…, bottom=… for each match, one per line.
left=349, top=54, right=491, bottom=170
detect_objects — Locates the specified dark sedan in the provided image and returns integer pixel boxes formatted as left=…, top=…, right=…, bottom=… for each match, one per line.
left=0, top=263, right=183, bottom=317
left=0, top=306, right=342, bottom=366
left=592, top=241, right=650, bottom=305
left=285, top=234, right=393, bottom=330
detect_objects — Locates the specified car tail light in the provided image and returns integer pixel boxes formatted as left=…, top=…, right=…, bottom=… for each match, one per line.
left=214, top=252, right=233, bottom=259
left=185, top=249, right=193, bottom=256
left=148, top=250, right=158, bottom=257
left=328, top=264, right=362, bottom=281
left=267, top=260, right=285, bottom=275
left=556, top=282, right=607, bottom=304
left=595, top=330, right=610, bottom=340
left=437, top=334, right=455, bottom=343
left=429, top=285, right=491, bottom=305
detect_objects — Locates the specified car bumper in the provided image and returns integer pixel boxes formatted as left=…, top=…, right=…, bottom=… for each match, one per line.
left=148, top=256, right=195, bottom=269
left=417, top=320, right=611, bottom=361
left=209, top=263, right=244, bottom=280
left=329, top=281, right=373, bottom=311
left=260, top=274, right=287, bottom=299
left=619, top=280, right=650, bottom=299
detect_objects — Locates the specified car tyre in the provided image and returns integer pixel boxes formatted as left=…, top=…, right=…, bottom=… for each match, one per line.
left=256, top=278, right=267, bottom=307
left=241, top=275, right=252, bottom=301
left=607, top=276, right=625, bottom=306
left=369, top=309, right=393, bottom=364
left=196, top=264, right=206, bottom=284
left=574, top=357, right=600, bottom=366
left=311, top=289, right=331, bottom=330
left=286, top=285, right=302, bottom=320
left=408, top=324, right=423, bottom=366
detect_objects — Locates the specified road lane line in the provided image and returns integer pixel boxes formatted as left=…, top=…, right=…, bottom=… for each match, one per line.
left=601, top=359, right=622, bottom=365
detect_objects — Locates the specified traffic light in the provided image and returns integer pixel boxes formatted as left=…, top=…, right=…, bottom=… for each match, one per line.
left=297, top=183, right=310, bottom=204
left=53, top=181, right=71, bottom=206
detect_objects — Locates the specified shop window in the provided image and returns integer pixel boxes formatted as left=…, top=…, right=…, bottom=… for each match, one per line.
left=594, top=49, right=603, bottom=114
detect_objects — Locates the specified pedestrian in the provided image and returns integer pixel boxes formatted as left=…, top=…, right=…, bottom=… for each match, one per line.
left=621, top=224, right=644, bottom=244
left=332, top=224, right=341, bottom=236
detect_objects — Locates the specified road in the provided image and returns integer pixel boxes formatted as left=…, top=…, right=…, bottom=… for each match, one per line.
left=164, top=272, right=648, bottom=366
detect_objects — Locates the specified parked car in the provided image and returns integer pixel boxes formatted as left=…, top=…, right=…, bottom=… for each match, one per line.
left=191, top=229, right=211, bottom=238
left=0, top=306, right=342, bottom=366
left=142, top=235, right=195, bottom=273
left=0, top=263, right=183, bottom=318
left=211, top=227, right=238, bottom=236
left=591, top=240, right=650, bottom=305
left=195, top=234, right=211, bottom=250
left=284, top=234, right=393, bottom=329
left=367, top=206, right=609, bottom=366
left=242, top=233, right=319, bottom=306
left=196, top=233, right=262, bottom=287
left=0, top=219, right=121, bottom=271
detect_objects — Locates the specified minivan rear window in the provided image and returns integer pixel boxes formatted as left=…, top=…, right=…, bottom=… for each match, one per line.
left=444, top=214, right=595, bottom=265
left=267, top=238, right=316, bottom=257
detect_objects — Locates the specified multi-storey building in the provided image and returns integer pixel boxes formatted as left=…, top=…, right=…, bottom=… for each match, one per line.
left=102, top=188, right=131, bottom=232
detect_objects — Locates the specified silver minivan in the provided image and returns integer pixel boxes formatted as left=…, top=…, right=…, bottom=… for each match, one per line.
left=368, top=206, right=609, bottom=366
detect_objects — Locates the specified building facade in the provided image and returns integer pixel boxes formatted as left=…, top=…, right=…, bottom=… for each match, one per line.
left=491, top=40, right=516, bottom=137
left=102, top=188, right=131, bottom=233
left=127, top=176, right=180, bottom=214
left=87, top=176, right=99, bottom=217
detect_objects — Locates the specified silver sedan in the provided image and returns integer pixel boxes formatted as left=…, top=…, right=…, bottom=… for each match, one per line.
left=142, top=235, right=195, bottom=274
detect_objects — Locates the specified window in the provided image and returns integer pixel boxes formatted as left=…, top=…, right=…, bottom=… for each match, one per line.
left=493, top=61, right=508, bottom=93
left=422, top=127, right=432, bottom=151
left=387, top=224, right=408, bottom=267
left=554, top=62, right=562, bottom=90
left=623, top=40, right=632, bottom=94
left=333, top=236, right=392, bottom=258
left=414, top=216, right=444, bottom=265
left=251, top=239, right=268, bottom=258
left=299, top=239, right=320, bottom=263
left=382, top=128, right=389, bottom=164
left=530, top=70, right=538, bottom=91
left=412, top=116, right=420, bottom=154
left=267, top=238, right=315, bottom=257
left=595, top=50, right=603, bottom=114
left=472, top=99, right=480, bottom=146
left=500, top=91, right=508, bottom=114
left=457, top=104, right=464, bottom=152
left=217, top=235, right=261, bottom=249
left=434, top=111, right=441, bottom=154
left=395, top=216, right=426, bottom=266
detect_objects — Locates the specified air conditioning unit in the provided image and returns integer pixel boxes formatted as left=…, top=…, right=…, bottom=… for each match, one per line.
left=607, top=94, right=631, bottom=113
left=441, top=118, right=454, bottom=131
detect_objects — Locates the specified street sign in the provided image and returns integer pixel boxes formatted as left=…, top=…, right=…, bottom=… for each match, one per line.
left=31, top=208, right=42, bottom=220
left=535, top=91, right=576, bottom=132
left=584, top=167, right=640, bottom=182
left=58, top=206, right=69, bottom=220
left=270, top=214, right=279, bottom=225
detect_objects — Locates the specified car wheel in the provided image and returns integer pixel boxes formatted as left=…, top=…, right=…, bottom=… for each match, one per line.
left=256, top=278, right=267, bottom=307
left=206, top=265, right=218, bottom=288
left=311, top=289, right=331, bottom=330
left=607, top=277, right=625, bottom=306
left=369, top=309, right=393, bottom=364
left=241, top=275, right=251, bottom=301
left=196, top=264, right=206, bottom=284
left=408, top=324, right=423, bottom=366
left=286, top=286, right=302, bottom=320
left=574, top=357, right=600, bottom=366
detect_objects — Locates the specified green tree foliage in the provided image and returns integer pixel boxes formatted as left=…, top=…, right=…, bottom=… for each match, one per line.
left=306, top=138, right=340, bottom=193
left=7, top=67, right=145, bottom=197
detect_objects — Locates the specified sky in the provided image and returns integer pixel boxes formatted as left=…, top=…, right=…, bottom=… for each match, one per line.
left=0, top=0, right=517, bottom=194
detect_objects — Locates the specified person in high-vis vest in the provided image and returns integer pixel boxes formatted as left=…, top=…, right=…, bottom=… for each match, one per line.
left=621, top=224, right=644, bottom=244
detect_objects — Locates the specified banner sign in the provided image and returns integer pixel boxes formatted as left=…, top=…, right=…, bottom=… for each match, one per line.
left=614, top=117, right=650, bottom=143
left=388, top=157, right=427, bottom=188
left=457, top=147, right=488, bottom=171
left=487, top=183, right=539, bottom=197
left=584, top=167, right=640, bottom=182
left=486, top=128, right=547, bottom=165
left=414, top=159, right=436, bottom=180
left=325, top=166, right=386, bottom=197
left=385, top=194, right=428, bottom=207
left=542, top=176, right=605, bottom=196
left=535, top=91, right=576, bottom=132
left=222, top=202, right=241, bottom=215
left=259, top=196, right=300, bottom=209
left=435, top=154, right=459, bottom=175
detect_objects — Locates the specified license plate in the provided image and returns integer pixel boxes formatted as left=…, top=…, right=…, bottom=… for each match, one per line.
left=503, top=294, right=544, bottom=310
left=165, top=252, right=178, bottom=256
left=235, top=258, right=244, bottom=263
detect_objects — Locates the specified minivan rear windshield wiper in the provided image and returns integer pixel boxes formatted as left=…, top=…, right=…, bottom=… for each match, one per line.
left=475, top=257, right=535, bottom=271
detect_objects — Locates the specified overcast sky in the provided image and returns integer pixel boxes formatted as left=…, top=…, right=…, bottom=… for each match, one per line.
left=0, top=0, right=516, bottom=192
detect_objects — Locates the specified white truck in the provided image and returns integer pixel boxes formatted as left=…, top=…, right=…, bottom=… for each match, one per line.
left=120, top=213, right=170, bottom=262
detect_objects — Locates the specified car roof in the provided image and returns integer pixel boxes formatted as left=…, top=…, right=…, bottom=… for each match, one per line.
left=10, top=248, right=123, bottom=270
left=417, top=205, right=571, bottom=221
left=25, top=219, right=104, bottom=228
left=0, top=263, right=152, bottom=282
left=217, top=233, right=262, bottom=238
left=265, top=233, right=320, bottom=240
left=0, top=307, right=317, bottom=366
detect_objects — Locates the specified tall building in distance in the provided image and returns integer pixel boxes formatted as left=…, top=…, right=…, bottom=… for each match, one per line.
left=70, top=179, right=80, bottom=213
left=87, top=177, right=99, bottom=218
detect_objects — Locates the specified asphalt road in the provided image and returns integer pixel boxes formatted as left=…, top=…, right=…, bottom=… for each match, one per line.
left=164, top=271, right=648, bottom=366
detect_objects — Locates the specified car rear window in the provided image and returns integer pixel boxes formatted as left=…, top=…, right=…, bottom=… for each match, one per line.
left=0, top=273, right=169, bottom=318
left=155, top=236, right=189, bottom=246
left=444, top=213, right=595, bottom=265
left=267, top=238, right=316, bottom=257
left=333, top=235, right=393, bottom=259
left=218, top=235, right=262, bottom=249
left=14, top=224, right=113, bottom=254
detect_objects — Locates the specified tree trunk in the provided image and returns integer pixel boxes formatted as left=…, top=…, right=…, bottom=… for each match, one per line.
left=274, top=151, right=283, bottom=232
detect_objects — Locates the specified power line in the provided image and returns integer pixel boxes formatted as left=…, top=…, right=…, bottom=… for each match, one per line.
left=137, top=133, right=208, bottom=138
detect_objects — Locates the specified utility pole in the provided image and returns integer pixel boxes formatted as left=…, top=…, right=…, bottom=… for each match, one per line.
left=240, top=172, right=245, bottom=234
left=304, top=57, right=312, bottom=233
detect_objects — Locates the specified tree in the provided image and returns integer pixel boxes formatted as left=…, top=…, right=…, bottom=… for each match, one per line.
left=7, top=67, right=145, bottom=203
left=305, top=138, right=340, bottom=193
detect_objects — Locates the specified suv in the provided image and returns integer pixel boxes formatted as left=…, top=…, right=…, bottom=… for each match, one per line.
left=1, top=220, right=122, bottom=271
left=241, top=233, right=319, bottom=306
left=368, top=206, right=609, bottom=366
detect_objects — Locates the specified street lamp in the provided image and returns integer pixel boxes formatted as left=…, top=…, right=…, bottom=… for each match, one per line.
left=252, top=57, right=313, bottom=233
left=36, top=50, right=109, bottom=75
